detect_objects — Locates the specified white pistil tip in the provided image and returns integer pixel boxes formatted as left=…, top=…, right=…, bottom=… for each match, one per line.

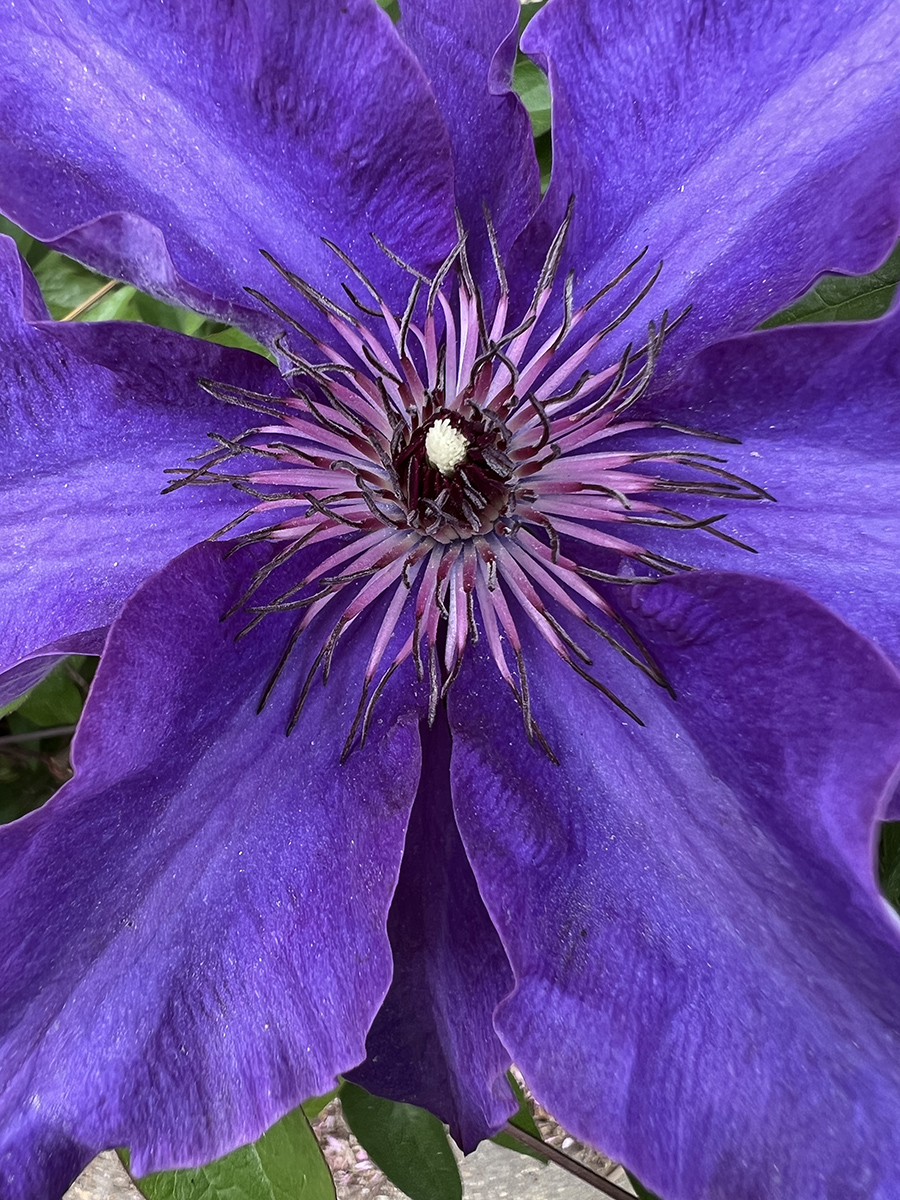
left=425, top=418, right=469, bottom=476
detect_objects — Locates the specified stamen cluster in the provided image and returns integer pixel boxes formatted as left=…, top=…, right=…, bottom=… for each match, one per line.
left=168, top=208, right=768, bottom=757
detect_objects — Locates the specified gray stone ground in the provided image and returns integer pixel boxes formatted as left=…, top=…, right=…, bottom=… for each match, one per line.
left=63, top=1101, right=637, bottom=1200
left=65, top=1146, right=635, bottom=1200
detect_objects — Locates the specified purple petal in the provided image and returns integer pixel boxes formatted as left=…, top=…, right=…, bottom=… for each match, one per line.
left=635, top=303, right=900, bottom=668
left=0, top=631, right=106, bottom=712
left=0, top=0, right=458, bottom=329
left=0, top=233, right=281, bottom=691
left=398, top=0, right=539, bottom=277
left=517, top=0, right=900, bottom=360
left=0, top=539, right=423, bottom=1200
left=15, top=251, right=50, bottom=322
left=349, top=708, right=515, bottom=1151
left=449, top=573, right=900, bottom=1200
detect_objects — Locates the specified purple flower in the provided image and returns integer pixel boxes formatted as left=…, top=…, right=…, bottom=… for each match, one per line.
left=2, top=2, right=900, bottom=1198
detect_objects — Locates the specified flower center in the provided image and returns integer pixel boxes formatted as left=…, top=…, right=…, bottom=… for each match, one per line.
left=168, top=206, right=770, bottom=758
left=394, top=408, right=513, bottom=541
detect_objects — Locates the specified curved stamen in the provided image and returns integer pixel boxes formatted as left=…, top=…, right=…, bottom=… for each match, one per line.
left=169, top=207, right=770, bottom=756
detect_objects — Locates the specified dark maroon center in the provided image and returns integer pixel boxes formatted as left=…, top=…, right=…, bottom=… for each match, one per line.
left=393, top=408, right=514, bottom=539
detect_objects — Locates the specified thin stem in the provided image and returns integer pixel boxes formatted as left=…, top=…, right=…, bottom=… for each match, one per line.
left=61, top=279, right=120, bottom=321
left=502, top=1124, right=635, bottom=1199
left=0, top=725, right=77, bottom=746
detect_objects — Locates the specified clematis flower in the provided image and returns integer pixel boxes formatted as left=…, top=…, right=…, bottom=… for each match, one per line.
left=3, top=1, right=900, bottom=1198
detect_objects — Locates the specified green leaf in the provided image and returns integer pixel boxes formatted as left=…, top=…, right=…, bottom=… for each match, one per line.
left=123, top=1107, right=335, bottom=1200
left=128, top=291, right=209, bottom=335
left=879, top=822, right=900, bottom=913
left=0, top=687, right=35, bottom=723
left=16, top=660, right=86, bottom=727
left=0, top=751, right=66, bottom=825
left=625, top=1169, right=665, bottom=1200
left=203, top=323, right=276, bottom=361
left=761, top=242, right=900, bottom=328
left=338, top=1081, right=462, bottom=1200
left=519, top=0, right=550, bottom=31
left=514, top=3, right=552, bottom=142
left=31, top=252, right=120, bottom=320
left=512, top=57, right=551, bottom=138
left=75, top=283, right=140, bottom=322
left=492, top=1073, right=547, bottom=1161
left=534, top=130, right=552, bottom=194
left=0, top=658, right=90, bottom=824
left=0, top=213, right=39, bottom=262
left=375, top=0, right=400, bottom=21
